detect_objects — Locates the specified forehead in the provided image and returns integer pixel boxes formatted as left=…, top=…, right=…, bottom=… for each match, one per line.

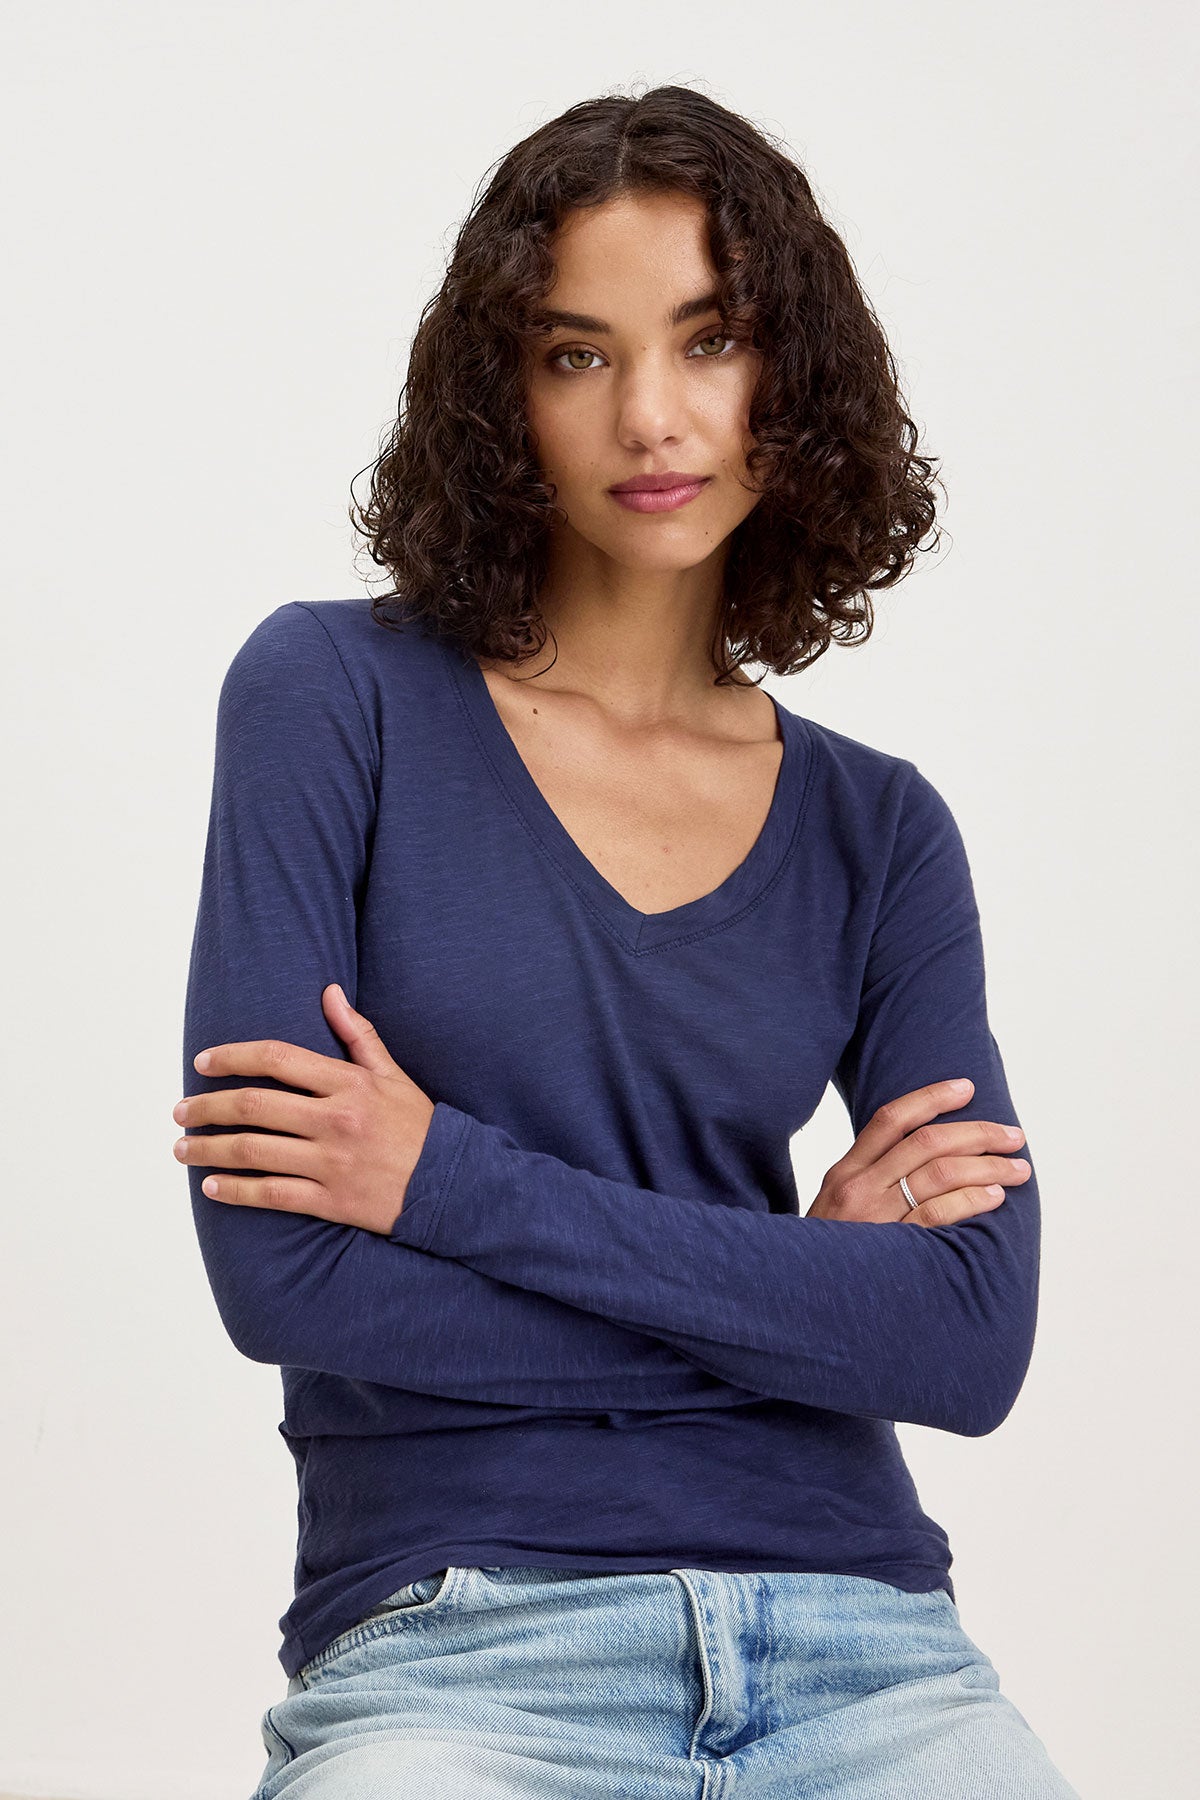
left=544, top=191, right=717, bottom=314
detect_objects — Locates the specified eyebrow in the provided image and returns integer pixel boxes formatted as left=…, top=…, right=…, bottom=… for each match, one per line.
left=530, top=288, right=722, bottom=336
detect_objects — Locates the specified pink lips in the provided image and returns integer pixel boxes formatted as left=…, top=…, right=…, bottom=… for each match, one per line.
left=608, top=473, right=712, bottom=514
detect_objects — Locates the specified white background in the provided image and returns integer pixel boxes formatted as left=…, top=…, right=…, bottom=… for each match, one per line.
left=2, top=2, right=1196, bottom=1795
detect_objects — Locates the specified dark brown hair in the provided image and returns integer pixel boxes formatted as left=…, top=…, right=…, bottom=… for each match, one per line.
left=350, top=83, right=944, bottom=685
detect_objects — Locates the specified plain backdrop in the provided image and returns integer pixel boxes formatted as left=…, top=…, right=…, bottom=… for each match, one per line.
left=2, top=2, right=1196, bottom=1796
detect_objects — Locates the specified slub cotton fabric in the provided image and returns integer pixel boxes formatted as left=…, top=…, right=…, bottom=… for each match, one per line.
left=181, top=596, right=1041, bottom=1680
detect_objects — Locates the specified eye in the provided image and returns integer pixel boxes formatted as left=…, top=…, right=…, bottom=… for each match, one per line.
left=546, top=328, right=740, bottom=375
left=549, top=345, right=605, bottom=373
left=688, top=330, right=738, bottom=359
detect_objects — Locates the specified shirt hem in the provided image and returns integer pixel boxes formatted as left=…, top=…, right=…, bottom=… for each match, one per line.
left=278, top=1547, right=954, bottom=1678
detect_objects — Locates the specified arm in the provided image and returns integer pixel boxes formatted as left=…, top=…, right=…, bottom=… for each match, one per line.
left=182, top=600, right=760, bottom=1412
left=389, top=763, right=1041, bottom=1438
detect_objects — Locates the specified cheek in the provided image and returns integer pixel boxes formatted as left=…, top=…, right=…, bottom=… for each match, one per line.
left=685, top=369, right=753, bottom=467
left=525, top=388, right=588, bottom=480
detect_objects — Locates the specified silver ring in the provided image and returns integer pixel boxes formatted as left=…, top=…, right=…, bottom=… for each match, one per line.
left=899, top=1175, right=919, bottom=1211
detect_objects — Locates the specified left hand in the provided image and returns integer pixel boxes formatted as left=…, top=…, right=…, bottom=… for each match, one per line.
left=172, top=984, right=436, bottom=1235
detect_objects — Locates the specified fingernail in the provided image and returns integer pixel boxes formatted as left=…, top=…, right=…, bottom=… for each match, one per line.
left=949, top=1078, right=973, bottom=1092
left=194, top=1051, right=211, bottom=1072
left=985, top=1184, right=1005, bottom=1197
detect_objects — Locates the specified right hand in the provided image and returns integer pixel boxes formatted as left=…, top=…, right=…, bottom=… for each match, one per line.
left=806, top=1078, right=1031, bottom=1227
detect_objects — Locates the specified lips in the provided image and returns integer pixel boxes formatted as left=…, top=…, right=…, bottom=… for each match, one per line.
left=608, top=477, right=711, bottom=515
left=608, top=471, right=710, bottom=493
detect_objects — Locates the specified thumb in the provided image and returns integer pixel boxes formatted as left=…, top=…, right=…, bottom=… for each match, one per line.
left=323, top=982, right=395, bottom=1075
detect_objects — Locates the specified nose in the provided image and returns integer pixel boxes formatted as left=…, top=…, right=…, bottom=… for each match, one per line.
left=614, top=351, right=689, bottom=453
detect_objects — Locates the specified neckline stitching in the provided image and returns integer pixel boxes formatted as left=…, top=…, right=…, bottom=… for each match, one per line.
left=629, top=715, right=819, bottom=956
left=444, top=657, right=649, bottom=952
left=442, top=639, right=813, bottom=955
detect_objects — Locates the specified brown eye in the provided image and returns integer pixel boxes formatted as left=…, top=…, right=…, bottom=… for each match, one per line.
left=551, top=346, right=603, bottom=372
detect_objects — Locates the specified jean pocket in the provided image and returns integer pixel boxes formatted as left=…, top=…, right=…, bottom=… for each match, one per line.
left=359, top=1568, right=449, bottom=1622
left=296, top=1566, right=465, bottom=1685
left=253, top=1699, right=299, bottom=1793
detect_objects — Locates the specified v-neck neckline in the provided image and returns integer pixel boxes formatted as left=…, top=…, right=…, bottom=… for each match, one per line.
left=438, top=635, right=812, bottom=953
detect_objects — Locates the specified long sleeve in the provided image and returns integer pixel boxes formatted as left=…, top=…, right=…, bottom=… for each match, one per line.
left=389, top=763, right=1042, bottom=1439
left=181, top=600, right=760, bottom=1412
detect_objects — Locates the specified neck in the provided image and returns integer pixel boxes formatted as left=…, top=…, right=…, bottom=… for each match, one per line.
left=490, top=531, right=750, bottom=725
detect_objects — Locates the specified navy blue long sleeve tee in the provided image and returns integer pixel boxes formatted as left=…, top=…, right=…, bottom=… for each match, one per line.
left=181, top=596, right=1041, bottom=1678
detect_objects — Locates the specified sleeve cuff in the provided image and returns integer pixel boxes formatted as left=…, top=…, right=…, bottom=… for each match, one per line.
left=387, top=1101, right=474, bottom=1251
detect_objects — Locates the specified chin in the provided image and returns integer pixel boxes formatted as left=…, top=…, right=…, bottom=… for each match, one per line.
left=603, top=536, right=721, bottom=574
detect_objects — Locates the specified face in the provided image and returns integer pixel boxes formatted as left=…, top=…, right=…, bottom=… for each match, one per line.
left=523, top=189, right=764, bottom=579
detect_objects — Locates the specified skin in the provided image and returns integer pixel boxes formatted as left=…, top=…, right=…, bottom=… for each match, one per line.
left=475, top=188, right=787, bottom=919
left=172, top=190, right=1031, bottom=1231
left=513, top=186, right=766, bottom=728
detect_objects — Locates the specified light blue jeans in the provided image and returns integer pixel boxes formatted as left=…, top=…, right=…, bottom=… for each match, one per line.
left=252, top=1565, right=1081, bottom=1798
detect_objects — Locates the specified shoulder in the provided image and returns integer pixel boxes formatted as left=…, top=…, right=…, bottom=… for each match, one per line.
left=250, top=594, right=443, bottom=668
left=791, top=712, right=915, bottom=827
left=218, top=597, right=462, bottom=787
left=225, top=594, right=450, bottom=704
left=798, top=714, right=911, bottom=789
left=783, top=708, right=967, bottom=876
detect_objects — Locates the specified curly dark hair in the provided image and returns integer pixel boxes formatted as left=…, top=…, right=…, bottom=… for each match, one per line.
left=349, top=82, right=944, bottom=685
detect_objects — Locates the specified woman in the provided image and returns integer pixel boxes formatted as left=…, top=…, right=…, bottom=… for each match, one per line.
left=177, top=85, right=1080, bottom=1799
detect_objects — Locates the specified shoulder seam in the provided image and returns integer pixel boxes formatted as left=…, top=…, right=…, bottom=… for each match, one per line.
left=292, top=600, right=381, bottom=786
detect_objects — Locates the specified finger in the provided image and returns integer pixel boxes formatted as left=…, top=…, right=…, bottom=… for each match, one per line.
left=174, top=1127, right=326, bottom=1184
left=876, top=1120, right=1027, bottom=1191
left=887, top=1151, right=1032, bottom=1207
left=322, top=984, right=396, bottom=1077
left=840, top=1078, right=976, bottom=1174
left=173, top=1085, right=324, bottom=1136
left=900, top=1183, right=1009, bottom=1228
left=192, top=1038, right=347, bottom=1096
left=196, top=1169, right=338, bottom=1219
